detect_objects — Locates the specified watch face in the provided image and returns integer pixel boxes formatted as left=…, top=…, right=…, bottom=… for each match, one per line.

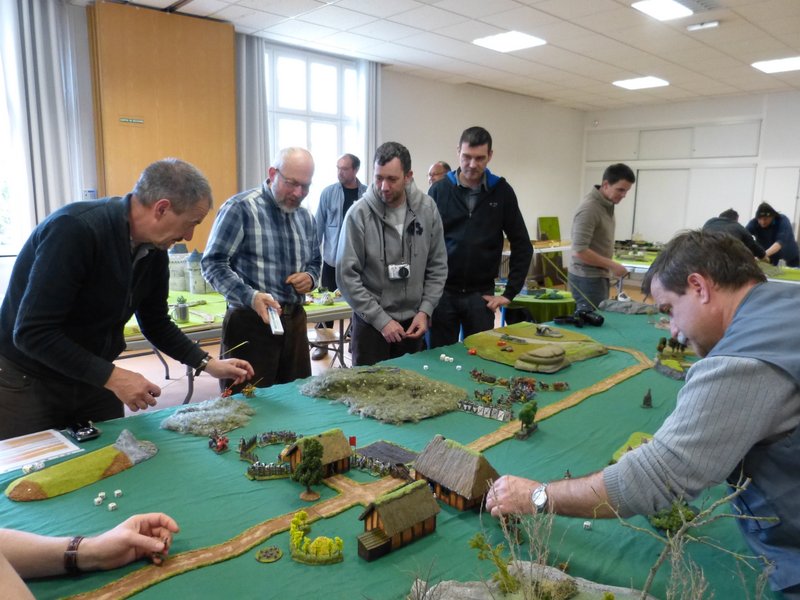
left=532, top=485, right=548, bottom=509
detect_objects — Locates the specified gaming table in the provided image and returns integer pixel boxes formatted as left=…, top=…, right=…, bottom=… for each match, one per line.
left=2, top=313, right=775, bottom=600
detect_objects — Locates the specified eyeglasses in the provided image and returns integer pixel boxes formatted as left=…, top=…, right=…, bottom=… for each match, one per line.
left=275, top=169, right=311, bottom=193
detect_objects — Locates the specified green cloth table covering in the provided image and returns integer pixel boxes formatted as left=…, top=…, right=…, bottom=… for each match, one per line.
left=1, top=313, right=776, bottom=600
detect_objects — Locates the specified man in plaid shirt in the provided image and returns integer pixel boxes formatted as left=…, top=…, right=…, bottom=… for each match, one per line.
left=202, top=148, right=321, bottom=391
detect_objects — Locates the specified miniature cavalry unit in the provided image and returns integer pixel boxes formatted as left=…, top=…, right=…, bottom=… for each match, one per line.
left=461, top=369, right=565, bottom=423
left=208, top=430, right=229, bottom=453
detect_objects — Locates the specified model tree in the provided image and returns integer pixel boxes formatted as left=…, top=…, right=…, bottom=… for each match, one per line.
left=516, top=400, right=538, bottom=440
left=293, top=437, right=324, bottom=501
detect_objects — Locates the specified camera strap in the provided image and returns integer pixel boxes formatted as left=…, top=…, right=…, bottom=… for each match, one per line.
left=381, top=204, right=408, bottom=264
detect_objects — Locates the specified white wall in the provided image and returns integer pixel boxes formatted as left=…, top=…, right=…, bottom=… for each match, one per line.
left=379, top=71, right=585, bottom=240
left=582, top=91, right=800, bottom=242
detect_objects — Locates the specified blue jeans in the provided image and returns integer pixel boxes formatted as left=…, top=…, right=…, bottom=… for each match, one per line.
left=569, top=274, right=609, bottom=313
left=430, top=289, right=495, bottom=349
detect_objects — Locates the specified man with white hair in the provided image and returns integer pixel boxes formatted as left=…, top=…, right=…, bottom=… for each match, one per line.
left=203, top=148, right=321, bottom=390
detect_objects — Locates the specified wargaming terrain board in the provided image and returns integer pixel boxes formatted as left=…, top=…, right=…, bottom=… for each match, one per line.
left=0, top=313, right=778, bottom=600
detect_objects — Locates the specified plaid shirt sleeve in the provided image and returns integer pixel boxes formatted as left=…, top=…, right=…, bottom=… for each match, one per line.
left=201, top=194, right=256, bottom=308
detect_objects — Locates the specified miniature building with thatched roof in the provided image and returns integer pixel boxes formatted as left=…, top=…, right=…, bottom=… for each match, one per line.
left=281, top=428, right=351, bottom=476
left=357, top=480, right=440, bottom=561
left=413, top=434, right=499, bottom=511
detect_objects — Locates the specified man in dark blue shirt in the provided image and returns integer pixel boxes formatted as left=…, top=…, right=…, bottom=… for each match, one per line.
left=0, top=159, right=253, bottom=439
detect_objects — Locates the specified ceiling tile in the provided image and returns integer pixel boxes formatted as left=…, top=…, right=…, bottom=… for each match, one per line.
left=263, top=19, right=338, bottom=40
left=178, top=0, right=231, bottom=17
left=214, top=5, right=285, bottom=29
left=237, top=0, right=325, bottom=18
left=434, top=19, right=506, bottom=42
left=734, top=0, right=800, bottom=21
left=432, top=0, right=520, bottom=19
left=531, top=0, right=621, bottom=19
left=298, top=5, right=377, bottom=29
left=479, top=6, right=560, bottom=31
left=388, top=5, right=471, bottom=29
left=349, top=19, right=422, bottom=41
left=396, top=32, right=489, bottom=62
left=194, top=0, right=800, bottom=110
left=334, top=0, right=425, bottom=18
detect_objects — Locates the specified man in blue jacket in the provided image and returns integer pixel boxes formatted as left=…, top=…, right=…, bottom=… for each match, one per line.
left=0, top=159, right=253, bottom=439
left=428, top=126, right=532, bottom=348
left=312, top=154, right=366, bottom=359
left=746, top=202, right=799, bottom=267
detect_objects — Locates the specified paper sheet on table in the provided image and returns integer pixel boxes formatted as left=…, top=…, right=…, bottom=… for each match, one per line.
left=0, top=429, right=83, bottom=474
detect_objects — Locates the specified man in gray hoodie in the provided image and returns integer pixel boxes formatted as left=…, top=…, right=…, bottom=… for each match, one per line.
left=336, top=142, right=448, bottom=366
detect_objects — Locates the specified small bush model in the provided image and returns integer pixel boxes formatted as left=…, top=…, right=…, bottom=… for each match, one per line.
left=289, top=510, right=344, bottom=565
left=647, top=501, right=696, bottom=535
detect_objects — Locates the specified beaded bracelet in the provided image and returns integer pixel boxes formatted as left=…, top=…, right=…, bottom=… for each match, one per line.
left=64, top=535, right=84, bottom=575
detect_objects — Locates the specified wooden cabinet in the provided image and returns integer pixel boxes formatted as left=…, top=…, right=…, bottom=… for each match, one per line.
left=88, top=1, right=236, bottom=250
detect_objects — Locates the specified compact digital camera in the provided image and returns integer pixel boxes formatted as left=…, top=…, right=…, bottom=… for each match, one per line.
left=387, top=263, right=411, bottom=280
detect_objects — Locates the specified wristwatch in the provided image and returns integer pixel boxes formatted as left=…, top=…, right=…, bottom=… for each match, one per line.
left=531, top=483, right=549, bottom=513
left=195, top=353, right=211, bottom=377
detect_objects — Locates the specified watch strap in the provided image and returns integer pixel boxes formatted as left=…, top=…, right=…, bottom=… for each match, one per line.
left=195, top=353, right=211, bottom=377
left=64, top=535, right=84, bottom=575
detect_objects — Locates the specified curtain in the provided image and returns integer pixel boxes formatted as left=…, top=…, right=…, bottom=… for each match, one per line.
left=14, top=0, right=81, bottom=221
left=363, top=60, right=380, bottom=182
left=235, top=33, right=270, bottom=191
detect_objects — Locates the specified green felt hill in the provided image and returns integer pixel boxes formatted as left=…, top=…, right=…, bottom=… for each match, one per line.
left=464, top=322, right=607, bottom=369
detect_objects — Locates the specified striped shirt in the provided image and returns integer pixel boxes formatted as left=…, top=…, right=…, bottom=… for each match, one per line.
left=604, top=355, right=800, bottom=516
left=201, top=181, right=320, bottom=307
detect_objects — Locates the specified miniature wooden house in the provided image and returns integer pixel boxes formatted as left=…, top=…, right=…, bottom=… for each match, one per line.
left=413, top=434, right=499, bottom=511
left=282, top=428, right=351, bottom=477
left=357, top=480, right=440, bottom=561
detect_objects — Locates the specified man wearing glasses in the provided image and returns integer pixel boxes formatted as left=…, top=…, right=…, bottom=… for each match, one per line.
left=202, top=147, right=320, bottom=391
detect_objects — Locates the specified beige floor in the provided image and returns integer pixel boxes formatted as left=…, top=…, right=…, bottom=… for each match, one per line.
left=119, top=281, right=647, bottom=417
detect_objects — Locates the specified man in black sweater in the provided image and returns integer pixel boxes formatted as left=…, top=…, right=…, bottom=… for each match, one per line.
left=702, top=208, right=766, bottom=260
left=0, top=159, right=253, bottom=439
left=428, top=126, right=532, bottom=347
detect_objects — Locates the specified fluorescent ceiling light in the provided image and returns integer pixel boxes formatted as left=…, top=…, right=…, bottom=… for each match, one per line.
left=632, top=0, right=693, bottom=21
left=686, top=21, right=719, bottom=31
left=613, top=76, right=670, bottom=90
left=752, top=56, right=800, bottom=74
left=473, top=31, right=546, bottom=53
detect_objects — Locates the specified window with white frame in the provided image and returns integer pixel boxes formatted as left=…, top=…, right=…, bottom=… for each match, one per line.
left=0, top=16, right=33, bottom=257
left=264, top=46, right=367, bottom=214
